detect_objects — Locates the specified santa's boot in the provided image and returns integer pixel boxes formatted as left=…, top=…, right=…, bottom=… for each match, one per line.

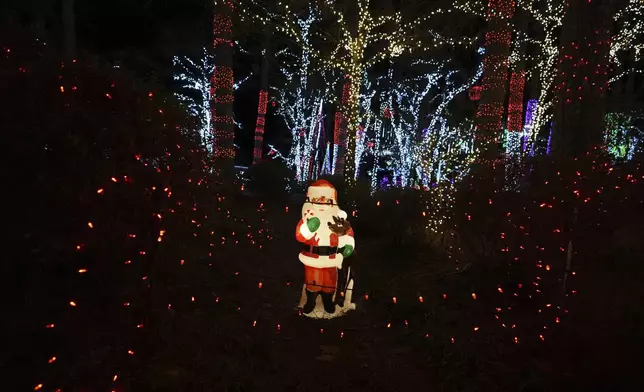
left=321, top=292, right=336, bottom=314
left=302, top=289, right=319, bottom=314
left=335, top=290, right=345, bottom=307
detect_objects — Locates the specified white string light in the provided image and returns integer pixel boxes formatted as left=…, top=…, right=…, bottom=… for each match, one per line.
left=517, top=0, right=564, bottom=148
left=611, top=0, right=644, bottom=67
left=173, top=48, right=253, bottom=151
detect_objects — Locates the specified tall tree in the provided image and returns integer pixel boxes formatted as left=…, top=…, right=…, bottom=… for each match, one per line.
left=212, top=0, right=236, bottom=176
left=517, top=0, right=565, bottom=152
left=324, top=0, right=440, bottom=186
left=263, top=5, right=330, bottom=182
left=504, top=6, right=528, bottom=188
left=474, top=0, right=515, bottom=162
left=332, top=77, right=352, bottom=176
left=552, top=0, right=616, bottom=156
left=242, top=0, right=471, bottom=186
left=252, top=33, right=270, bottom=165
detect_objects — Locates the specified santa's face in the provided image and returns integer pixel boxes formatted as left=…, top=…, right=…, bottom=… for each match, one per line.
left=302, top=195, right=340, bottom=222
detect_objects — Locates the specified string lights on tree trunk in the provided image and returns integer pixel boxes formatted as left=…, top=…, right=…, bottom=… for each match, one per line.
left=252, top=35, right=271, bottom=165
left=212, top=0, right=236, bottom=168
left=253, top=90, right=269, bottom=163
left=516, top=0, right=565, bottom=153
left=333, top=77, right=351, bottom=175
left=173, top=48, right=253, bottom=154
left=475, top=0, right=515, bottom=162
left=553, top=0, right=613, bottom=157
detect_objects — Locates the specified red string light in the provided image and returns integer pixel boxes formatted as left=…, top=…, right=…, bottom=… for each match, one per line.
left=468, top=85, right=482, bottom=101
left=333, top=77, right=352, bottom=173
left=507, top=70, right=526, bottom=132
left=212, top=14, right=233, bottom=48
left=211, top=4, right=235, bottom=162
left=253, top=90, right=269, bottom=164
left=487, top=0, right=515, bottom=19
left=333, top=112, right=343, bottom=145
left=212, top=66, right=235, bottom=159
left=475, top=0, right=515, bottom=152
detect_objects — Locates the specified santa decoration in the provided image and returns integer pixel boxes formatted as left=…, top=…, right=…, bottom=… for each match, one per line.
left=296, top=180, right=356, bottom=318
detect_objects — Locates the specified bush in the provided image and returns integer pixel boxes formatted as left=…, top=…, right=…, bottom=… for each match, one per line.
left=448, top=153, right=644, bottom=360
left=3, top=37, right=223, bottom=390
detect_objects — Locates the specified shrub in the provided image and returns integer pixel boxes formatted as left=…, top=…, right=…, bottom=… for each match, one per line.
left=3, top=37, right=225, bottom=390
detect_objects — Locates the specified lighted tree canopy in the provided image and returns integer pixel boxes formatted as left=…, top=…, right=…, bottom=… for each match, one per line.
left=169, top=0, right=643, bottom=189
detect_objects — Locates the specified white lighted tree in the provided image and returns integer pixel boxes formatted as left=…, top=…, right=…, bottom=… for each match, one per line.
left=389, top=63, right=446, bottom=187
left=266, top=6, right=339, bottom=181
left=518, top=0, right=565, bottom=152
left=610, top=0, right=644, bottom=84
left=416, top=53, right=484, bottom=186
left=240, top=0, right=474, bottom=185
left=458, top=0, right=565, bottom=153
left=317, top=1, right=473, bottom=186
left=173, top=47, right=253, bottom=151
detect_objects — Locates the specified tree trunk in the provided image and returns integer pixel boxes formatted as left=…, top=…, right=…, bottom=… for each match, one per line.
left=342, top=70, right=361, bottom=184
left=211, top=0, right=236, bottom=177
left=333, top=78, right=352, bottom=176
left=506, top=10, right=527, bottom=136
left=506, top=72, right=526, bottom=140
left=504, top=7, right=528, bottom=189
left=252, top=34, right=270, bottom=165
left=339, top=2, right=365, bottom=187
left=475, top=0, right=515, bottom=162
left=553, top=0, right=615, bottom=157
left=62, top=0, right=76, bottom=60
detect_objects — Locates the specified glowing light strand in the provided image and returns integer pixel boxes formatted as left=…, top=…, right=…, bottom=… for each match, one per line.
left=610, top=1, right=644, bottom=67
left=474, top=0, right=515, bottom=154
left=267, top=6, right=334, bottom=182
left=319, top=0, right=477, bottom=186
left=418, top=51, right=484, bottom=185
left=505, top=69, right=527, bottom=190
left=212, top=1, right=236, bottom=161
left=253, top=90, right=269, bottom=163
left=517, top=0, right=565, bottom=151
left=173, top=48, right=253, bottom=152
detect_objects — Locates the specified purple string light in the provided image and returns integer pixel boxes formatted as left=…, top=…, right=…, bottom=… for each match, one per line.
left=522, top=99, right=538, bottom=155
left=546, top=121, right=553, bottom=155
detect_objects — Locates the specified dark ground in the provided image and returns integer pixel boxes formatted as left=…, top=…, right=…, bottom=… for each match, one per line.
left=110, top=195, right=644, bottom=392
left=4, top=33, right=644, bottom=392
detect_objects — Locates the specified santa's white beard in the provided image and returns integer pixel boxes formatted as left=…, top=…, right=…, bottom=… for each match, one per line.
left=301, top=202, right=340, bottom=224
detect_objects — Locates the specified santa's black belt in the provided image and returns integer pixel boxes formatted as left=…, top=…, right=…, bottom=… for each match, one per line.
left=303, top=245, right=339, bottom=256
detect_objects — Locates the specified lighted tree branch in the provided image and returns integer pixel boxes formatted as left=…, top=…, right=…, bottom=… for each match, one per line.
left=611, top=0, right=644, bottom=67
left=173, top=48, right=253, bottom=152
left=516, top=0, right=565, bottom=152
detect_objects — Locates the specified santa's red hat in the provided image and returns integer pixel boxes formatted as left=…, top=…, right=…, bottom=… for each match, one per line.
left=306, top=179, right=338, bottom=204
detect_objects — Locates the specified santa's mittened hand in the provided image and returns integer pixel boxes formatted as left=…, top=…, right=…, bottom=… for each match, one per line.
left=306, top=217, right=321, bottom=232
left=342, top=245, right=354, bottom=257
